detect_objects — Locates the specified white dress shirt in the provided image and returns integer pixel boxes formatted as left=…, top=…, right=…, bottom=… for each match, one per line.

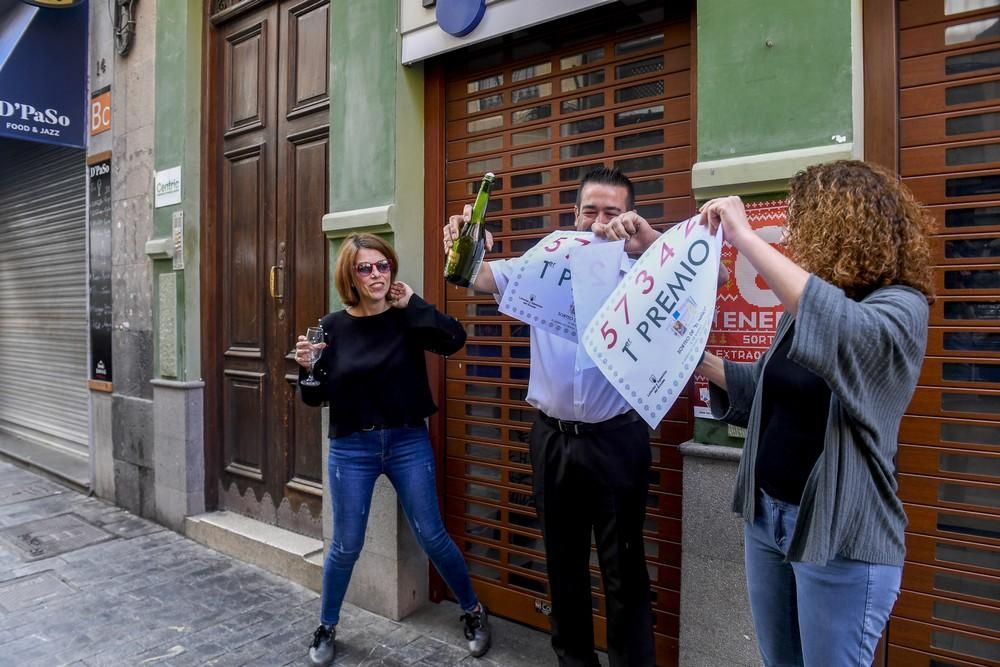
left=490, top=258, right=632, bottom=423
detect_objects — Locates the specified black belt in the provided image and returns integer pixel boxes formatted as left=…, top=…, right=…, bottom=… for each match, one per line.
left=331, top=418, right=426, bottom=439
left=538, top=410, right=641, bottom=435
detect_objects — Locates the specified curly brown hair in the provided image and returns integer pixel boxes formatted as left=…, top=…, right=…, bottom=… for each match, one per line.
left=785, top=160, right=935, bottom=302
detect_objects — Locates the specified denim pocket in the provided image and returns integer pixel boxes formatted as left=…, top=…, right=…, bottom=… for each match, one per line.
left=763, top=492, right=799, bottom=554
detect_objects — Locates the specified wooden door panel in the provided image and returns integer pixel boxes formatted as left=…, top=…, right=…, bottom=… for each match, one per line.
left=901, top=105, right=1000, bottom=147
left=918, top=356, right=1000, bottom=389
left=889, top=617, right=1000, bottom=665
left=223, top=370, right=266, bottom=476
left=902, top=560, right=1000, bottom=608
left=223, top=148, right=268, bottom=354
left=901, top=414, right=1000, bottom=453
left=908, top=386, right=1000, bottom=420
left=888, top=643, right=985, bottom=667
left=901, top=139, right=1000, bottom=177
left=907, top=533, right=1000, bottom=577
left=933, top=235, right=1000, bottom=266
left=900, top=75, right=1000, bottom=118
left=898, top=444, right=1000, bottom=484
left=895, top=590, right=1000, bottom=641
left=930, top=297, right=1000, bottom=325
left=899, top=0, right=1000, bottom=31
left=904, top=170, right=1000, bottom=206
left=905, top=503, right=1000, bottom=547
left=899, top=474, right=999, bottom=515
left=926, top=203, right=1000, bottom=236
left=900, top=43, right=1000, bottom=88
left=284, top=0, right=329, bottom=114
left=224, top=20, right=270, bottom=135
left=900, top=15, right=1000, bottom=59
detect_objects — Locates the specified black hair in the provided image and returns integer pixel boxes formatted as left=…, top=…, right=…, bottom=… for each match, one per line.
left=576, top=166, right=635, bottom=211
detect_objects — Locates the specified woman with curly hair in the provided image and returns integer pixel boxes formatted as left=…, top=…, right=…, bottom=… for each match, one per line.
left=696, top=160, right=934, bottom=667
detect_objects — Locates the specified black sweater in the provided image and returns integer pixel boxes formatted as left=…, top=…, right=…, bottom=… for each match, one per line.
left=299, top=295, right=466, bottom=438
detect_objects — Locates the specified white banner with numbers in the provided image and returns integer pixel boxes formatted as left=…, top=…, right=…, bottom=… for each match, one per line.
left=498, top=231, right=615, bottom=342
left=581, top=217, right=722, bottom=428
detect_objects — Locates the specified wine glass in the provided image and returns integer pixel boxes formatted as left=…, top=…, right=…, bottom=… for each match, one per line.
left=300, top=326, right=325, bottom=387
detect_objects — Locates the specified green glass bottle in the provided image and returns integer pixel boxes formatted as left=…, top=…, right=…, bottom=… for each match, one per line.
left=445, top=172, right=495, bottom=287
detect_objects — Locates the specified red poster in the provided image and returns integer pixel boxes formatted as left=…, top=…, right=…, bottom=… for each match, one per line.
left=693, top=200, right=788, bottom=419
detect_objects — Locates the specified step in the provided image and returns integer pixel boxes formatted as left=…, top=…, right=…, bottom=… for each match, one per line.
left=185, top=510, right=323, bottom=592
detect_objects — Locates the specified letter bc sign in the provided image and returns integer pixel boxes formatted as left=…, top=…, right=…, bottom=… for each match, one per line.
left=436, top=0, right=486, bottom=37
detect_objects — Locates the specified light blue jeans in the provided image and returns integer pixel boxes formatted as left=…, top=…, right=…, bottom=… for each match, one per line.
left=320, top=425, right=479, bottom=626
left=744, top=491, right=902, bottom=667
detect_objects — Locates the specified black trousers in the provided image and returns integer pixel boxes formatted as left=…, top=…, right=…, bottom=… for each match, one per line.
left=530, top=413, right=655, bottom=667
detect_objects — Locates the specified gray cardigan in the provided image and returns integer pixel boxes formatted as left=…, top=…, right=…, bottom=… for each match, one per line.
left=709, top=275, right=929, bottom=566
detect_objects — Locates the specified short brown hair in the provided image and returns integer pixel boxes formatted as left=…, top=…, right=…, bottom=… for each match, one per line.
left=785, top=160, right=935, bottom=303
left=334, top=233, right=399, bottom=307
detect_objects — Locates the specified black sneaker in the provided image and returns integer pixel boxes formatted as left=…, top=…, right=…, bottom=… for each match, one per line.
left=308, top=624, right=335, bottom=666
left=461, top=603, right=492, bottom=658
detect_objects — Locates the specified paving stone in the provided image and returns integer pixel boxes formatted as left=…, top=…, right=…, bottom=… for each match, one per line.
left=0, top=463, right=554, bottom=666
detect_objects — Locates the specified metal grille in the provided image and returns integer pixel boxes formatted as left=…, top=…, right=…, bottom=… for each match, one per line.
left=893, top=2, right=1000, bottom=665
left=442, top=16, right=693, bottom=663
left=0, top=140, right=88, bottom=457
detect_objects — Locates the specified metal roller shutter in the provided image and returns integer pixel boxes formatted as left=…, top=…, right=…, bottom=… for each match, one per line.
left=0, top=140, right=88, bottom=459
left=439, top=6, right=693, bottom=664
left=891, top=2, right=1000, bottom=665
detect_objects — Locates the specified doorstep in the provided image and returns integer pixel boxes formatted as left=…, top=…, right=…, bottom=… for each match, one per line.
left=185, top=510, right=324, bottom=593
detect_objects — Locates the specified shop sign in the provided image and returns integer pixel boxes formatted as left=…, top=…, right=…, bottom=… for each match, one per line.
left=154, top=166, right=182, bottom=208
left=693, top=200, right=788, bottom=419
left=88, top=156, right=113, bottom=382
left=90, top=86, right=110, bottom=136
left=437, top=0, right=486, bottom=37
left=0, top=0, right=88, bottom=147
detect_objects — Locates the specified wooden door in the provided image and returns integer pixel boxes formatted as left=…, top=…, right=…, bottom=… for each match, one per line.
left=428, top=3, right=693, bottom=664
left=208, top=0, right=329, bottom=537
left=891, top=1, right=1000, bottom=665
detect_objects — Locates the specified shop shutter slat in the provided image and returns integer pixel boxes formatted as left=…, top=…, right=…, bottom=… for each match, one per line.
left=0, top=141, right=88, bottom=457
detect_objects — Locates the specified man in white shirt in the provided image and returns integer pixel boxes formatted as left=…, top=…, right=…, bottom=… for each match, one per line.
left=443, top=168, right=662, bottom=666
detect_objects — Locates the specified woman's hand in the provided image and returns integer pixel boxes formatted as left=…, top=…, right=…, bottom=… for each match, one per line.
left=388, top=281, right=414, bottom=308
left=700, top=196, right=754, bottom=250
left=294, top=335, right=326, bottom=369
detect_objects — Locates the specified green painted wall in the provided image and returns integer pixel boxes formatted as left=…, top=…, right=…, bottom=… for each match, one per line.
left=327, top=0, right=426, bottom=295
left=152, top=0, right=203, bottom=381
left=330, top=0, right=398, bottom=213
left=697, top=0, right=853, bottom=161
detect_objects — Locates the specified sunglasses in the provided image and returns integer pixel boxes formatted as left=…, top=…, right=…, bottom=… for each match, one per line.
left=355, top=259, right=392, bottom=276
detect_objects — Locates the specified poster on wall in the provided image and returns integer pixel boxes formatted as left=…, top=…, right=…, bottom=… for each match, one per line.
left=88, top=156, right=113, bottom=382
left=0, top=0, right=89, bottom=147
left=693, top=200, right=788, bottom=418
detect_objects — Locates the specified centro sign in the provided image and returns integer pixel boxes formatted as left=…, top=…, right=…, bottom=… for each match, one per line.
left=436, top=0, right=486, bottom=37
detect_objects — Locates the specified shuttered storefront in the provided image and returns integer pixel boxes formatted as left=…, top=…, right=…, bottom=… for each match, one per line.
left=439, top=7, right=693, bottom=665
left=893, top=2, right=1000, bottom=665
left=0, top=140, right=89, bottom=460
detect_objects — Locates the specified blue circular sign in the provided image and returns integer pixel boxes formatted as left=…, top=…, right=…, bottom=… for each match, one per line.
left=437, top=0, right=487, bottom=37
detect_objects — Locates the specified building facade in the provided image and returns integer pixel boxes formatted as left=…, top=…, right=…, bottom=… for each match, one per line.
left=0, top=1, right=996, bottom=665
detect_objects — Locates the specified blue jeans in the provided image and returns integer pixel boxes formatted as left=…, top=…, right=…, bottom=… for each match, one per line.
left=320, top=425, right=479, bottom=626
left=744, top=492, right=902, bottom=667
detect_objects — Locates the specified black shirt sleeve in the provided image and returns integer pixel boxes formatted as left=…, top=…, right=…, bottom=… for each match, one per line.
left=403, top=294, right=467, bottom=356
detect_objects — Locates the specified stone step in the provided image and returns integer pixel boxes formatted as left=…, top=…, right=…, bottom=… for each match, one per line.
left=185, top=510, right=323, bottom=592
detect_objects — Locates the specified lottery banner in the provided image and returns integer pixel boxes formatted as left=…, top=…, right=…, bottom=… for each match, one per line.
left=499, top=231, right=615, bottom=342
left=693, top=200, right=788, bottom=418
left=582, top=216, right=722, bottom=428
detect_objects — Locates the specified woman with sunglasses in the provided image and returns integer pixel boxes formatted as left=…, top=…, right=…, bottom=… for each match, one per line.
left=295, top=233, right=491, bottom=666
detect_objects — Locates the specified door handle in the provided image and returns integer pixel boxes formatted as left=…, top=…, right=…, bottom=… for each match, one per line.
left=269, top=265, right=284, bottom=302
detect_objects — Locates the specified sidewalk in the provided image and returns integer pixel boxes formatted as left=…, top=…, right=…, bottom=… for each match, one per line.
left=0, top=459, right=559, bottom=667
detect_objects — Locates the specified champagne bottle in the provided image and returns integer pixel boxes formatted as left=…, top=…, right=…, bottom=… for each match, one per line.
left=445, top=172, right=495, bottom=287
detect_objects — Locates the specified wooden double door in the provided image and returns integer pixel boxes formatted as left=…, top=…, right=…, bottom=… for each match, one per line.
left=206, top=0, right=330, bottom=537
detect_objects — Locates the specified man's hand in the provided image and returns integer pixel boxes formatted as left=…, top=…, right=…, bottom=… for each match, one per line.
left=443, top=204, right=494, bottom=256
left=592, top=211, right=660, bottom=255
left=717, top=261, right=730, bottom=288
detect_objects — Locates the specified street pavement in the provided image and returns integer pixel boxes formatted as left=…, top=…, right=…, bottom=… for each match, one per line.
left=0, top=459, right=558, bottom=667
